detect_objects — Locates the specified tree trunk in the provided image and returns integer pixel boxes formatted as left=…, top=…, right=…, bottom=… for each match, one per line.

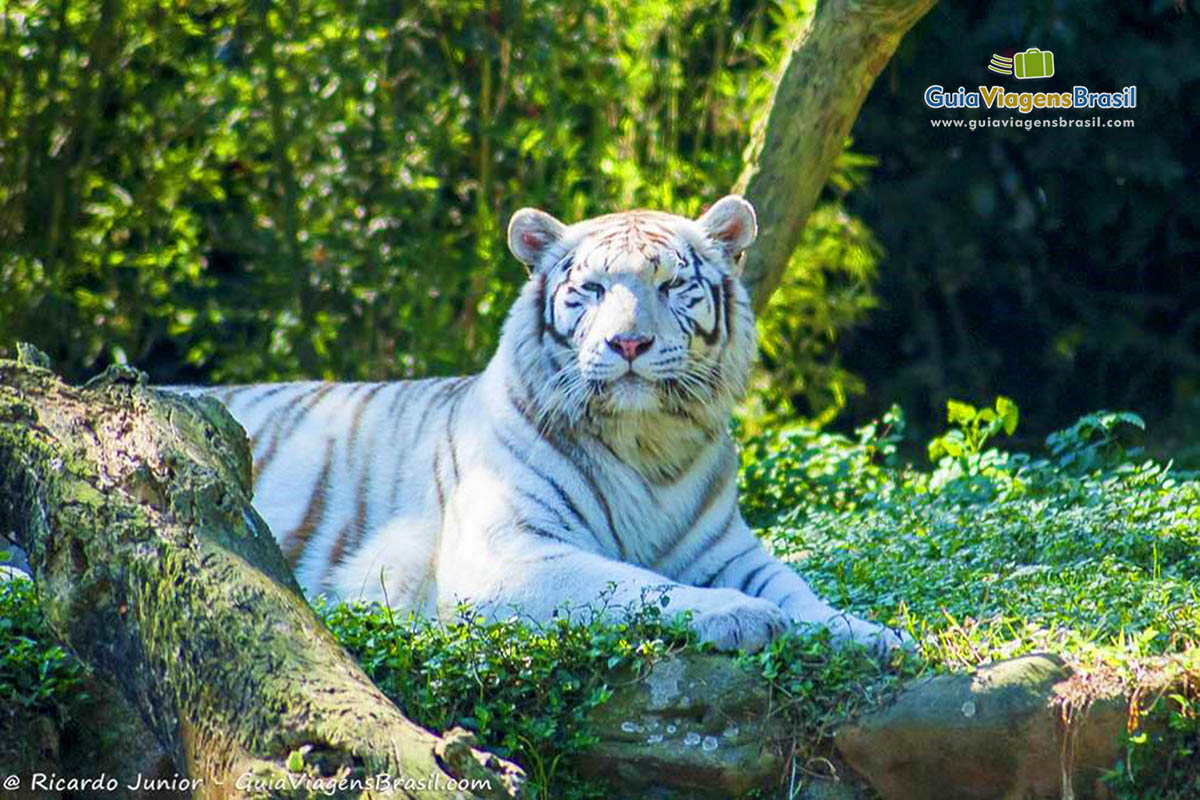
left=0, top=353, right=523, bottom=800
left=736, top=0, right=938, bottom=311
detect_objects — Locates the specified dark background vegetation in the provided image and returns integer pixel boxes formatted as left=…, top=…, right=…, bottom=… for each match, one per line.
left=1, top=0, right=1196, bottom=457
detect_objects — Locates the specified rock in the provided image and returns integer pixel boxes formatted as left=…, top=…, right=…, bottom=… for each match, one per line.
left=576, top=652, right=789, bottom=798
left=835, top=653, right=1128, bottom=800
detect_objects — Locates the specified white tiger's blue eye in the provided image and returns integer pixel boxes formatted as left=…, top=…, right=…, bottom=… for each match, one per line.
left=659, top=276, right=687, bottom=295
left=580, top=282, right=605, bottom=298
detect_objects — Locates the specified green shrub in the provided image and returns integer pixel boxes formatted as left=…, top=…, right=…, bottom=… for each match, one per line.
left=741, top=400, right=1200, bottom=665
left=0, top=579, right=86, bottom=715
left=0, top=0, right=875, bottom=425
left=318, top=593, right=698, bottom=799
left=741, top=398, right=1200, bottom=797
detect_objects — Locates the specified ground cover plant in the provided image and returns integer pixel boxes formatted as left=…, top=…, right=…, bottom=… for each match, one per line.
left=740, top=399, right=1200, bottom=797
left=4, top=399, right=1197, bottom=798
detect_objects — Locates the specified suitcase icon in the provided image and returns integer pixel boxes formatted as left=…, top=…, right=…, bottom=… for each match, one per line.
left=1014, top=48, right=1054, bottom=79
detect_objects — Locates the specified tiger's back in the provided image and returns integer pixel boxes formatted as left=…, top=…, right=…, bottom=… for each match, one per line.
left=207, top=377, right=474, bottom=607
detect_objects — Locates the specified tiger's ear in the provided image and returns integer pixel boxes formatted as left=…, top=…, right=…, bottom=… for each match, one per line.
left=508, top=208, right=567, bottom=272
left=697, top=195, right=757, bottom=261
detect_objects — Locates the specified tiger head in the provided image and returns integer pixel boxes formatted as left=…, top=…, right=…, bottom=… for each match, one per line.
left=504, top=196, right=758, bottom=434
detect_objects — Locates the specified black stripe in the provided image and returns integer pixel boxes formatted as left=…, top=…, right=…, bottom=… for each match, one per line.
left=495, top=429, right=597, bottom=544
left=700, top=279, right=722, bottom=345
left=723, top=277, right=735, bottom=338
left=253, top=384, right=333, bottom=483
left=695, top=542, right=758, bottom=588
left=504, top=381, right=618, bottom=549
left=414, top=377, right=470, bottom=436
left=738, top=562, right=773, bottom=594
left=751, top=566, right=787, bottom=598
left=243, top=384, right=291, bottom=410
left=340, top=383, right=374, bottom=453
left=385, top=382, right=415, bottom=509
left=432, top=446, right=446, bottom=513
left=511, top=486, right=574, bottom=533
left=691, top=459, right=733, bottom=524
left=444, top=383, right=470, bottom=482
left=283, top=439, right=334, bottom=567
left=655, top=501, right=736, bottom=572
left=535, top=273, right=548, bottom=342
left=516, top=520, right=571, bottom=544
left=246, top=384, right=312, bottom=442
left=545, top=303, right=574, bottom=349
left=486, top=520, right=571, bottom=545
left=386, top=381, right=414, bottom=420
left=776, top=589, right=803, bottom=607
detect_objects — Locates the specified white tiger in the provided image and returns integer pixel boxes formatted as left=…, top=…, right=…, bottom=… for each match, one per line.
left=199, top=196, right=905, bottom=653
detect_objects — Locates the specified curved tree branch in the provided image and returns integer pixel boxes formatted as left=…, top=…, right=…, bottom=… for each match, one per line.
left=736, top=0, right=938, bottom=310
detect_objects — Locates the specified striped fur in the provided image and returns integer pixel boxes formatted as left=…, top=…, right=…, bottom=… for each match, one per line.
left=185, top=197, right=904, bottom=653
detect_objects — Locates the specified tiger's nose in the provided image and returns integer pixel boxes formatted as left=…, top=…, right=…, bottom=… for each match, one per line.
left=607, top=333, right=655, bottom=362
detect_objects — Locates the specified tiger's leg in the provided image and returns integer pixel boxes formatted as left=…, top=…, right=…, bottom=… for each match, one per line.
left=438, top=534, right=788, bottom=652
left=676, top=521, right=909, bottom=655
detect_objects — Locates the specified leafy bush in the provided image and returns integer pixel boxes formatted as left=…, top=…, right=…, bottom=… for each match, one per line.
left=0, top=579, right=86, bottom=715
left=318, top=594, right=694, bottom=799
left=741, top=400, right=1200, bottom=666
left=0, top=0, right=874, bottom=426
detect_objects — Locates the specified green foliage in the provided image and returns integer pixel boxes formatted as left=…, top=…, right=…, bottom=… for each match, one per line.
left=1105, top=689, right=1200, bottom=800
left=1047, top=410, right=1147, bottom=475
left=318, top=593, right=910, bottom=798
left=742, top=399, right=1200, bottom=665
left=318, top=593, right=695, bottom=799
left=0, top=0, right=874, bottom=419
left=742, top=398, right=1200, bottom=796
left=736, top=626, right=907, bottom=765
left=927, top=396, right=1018, bottom=464
left=746, top=173, right=883, bottom=428
left=0, top=579, right=86, bottom=715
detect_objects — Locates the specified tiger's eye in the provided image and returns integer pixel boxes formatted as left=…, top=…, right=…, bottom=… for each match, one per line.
left=581, top=282, right=605, bottom=297
left=659, top=276, right=686, bottom=294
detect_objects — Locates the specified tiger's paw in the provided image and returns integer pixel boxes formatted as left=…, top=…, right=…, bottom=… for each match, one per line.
left=825, top=613, right=913, bottom=659
left=690, top=593, right=787, bottom=652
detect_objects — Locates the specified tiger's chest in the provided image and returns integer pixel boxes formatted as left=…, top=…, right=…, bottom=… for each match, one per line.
left=571, top=430, right=736, bottom=568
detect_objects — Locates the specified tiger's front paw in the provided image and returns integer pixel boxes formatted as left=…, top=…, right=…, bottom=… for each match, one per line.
left=690, top=593, right=787, bottom=652
left=825, top=613, right=913, bottom=658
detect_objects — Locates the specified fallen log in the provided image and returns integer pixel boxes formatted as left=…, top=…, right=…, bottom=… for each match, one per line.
left=0, top=351, right=523, bottom=800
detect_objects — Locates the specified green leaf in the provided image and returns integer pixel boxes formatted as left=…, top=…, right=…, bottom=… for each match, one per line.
left=947, top=400, right=977, bottom=426
left=996, top=396, right=1020, bottom=436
